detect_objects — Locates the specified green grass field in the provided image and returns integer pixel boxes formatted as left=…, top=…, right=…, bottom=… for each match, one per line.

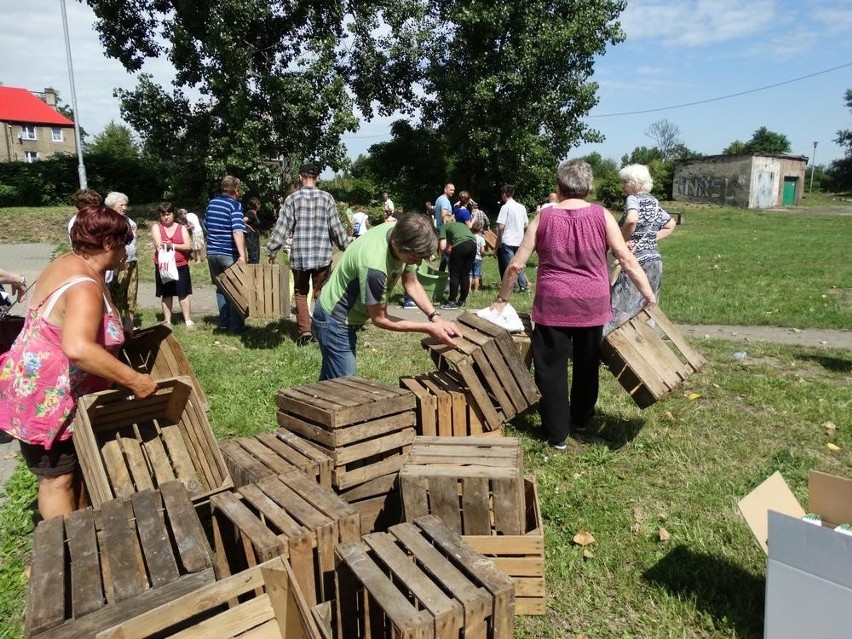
left=0, top=202, right=850, bottom=637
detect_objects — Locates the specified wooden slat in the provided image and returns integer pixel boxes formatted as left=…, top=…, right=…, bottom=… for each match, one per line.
left=131, top=490, right=180, bottom=588
left=364, top=532, right=463, bottom=637
left=389, top=522, right=490, bottom=639
left=644, top=304, right=706, bottom=369
left=461, top=476, right=491, bottom=535
left=99, top=498, right=147, bottom=603
left=158, top=480, right=213, bottom=573
left=65, top=508, right=105, bottom=618
left=26, top=516, right=68, bottom=635
left=335, top=541, right=433, bottom=638
left=416, top=515, right=516, bottom=639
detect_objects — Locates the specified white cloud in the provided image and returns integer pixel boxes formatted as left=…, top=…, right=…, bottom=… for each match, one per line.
left=622, top=0, right=777, bottom=47
left=812, top=7, right=852, bottom=36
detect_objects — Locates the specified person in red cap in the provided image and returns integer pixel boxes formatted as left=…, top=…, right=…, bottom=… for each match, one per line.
left=267, top=162, right=351, bottom=345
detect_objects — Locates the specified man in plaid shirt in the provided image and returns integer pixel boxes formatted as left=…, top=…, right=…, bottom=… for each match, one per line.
left=267, top=162, right=350, bottom=345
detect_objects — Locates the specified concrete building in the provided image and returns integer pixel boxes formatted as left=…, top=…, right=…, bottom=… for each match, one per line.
left=0, top=86, right=77, bottom=163
left=673, top=154, right=808, bottom=208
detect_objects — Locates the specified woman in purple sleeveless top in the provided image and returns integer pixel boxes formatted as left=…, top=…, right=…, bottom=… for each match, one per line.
left=491, top=160, right=656, bottom=448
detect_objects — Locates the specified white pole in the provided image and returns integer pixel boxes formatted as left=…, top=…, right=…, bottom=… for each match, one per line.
left=60, top=0, right=87, bottom=189
left=809, top=141, right=817, bottom=193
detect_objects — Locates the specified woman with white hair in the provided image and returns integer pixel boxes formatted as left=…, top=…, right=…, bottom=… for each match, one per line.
left=605, top=164, right=676, bottom=334
left=104, top=191, right=138, bottom=333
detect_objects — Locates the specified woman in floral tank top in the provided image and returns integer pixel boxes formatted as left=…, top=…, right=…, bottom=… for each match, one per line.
left=491, top=160, right=657, bottom=448
left=0, top=205, right=157, bottom=518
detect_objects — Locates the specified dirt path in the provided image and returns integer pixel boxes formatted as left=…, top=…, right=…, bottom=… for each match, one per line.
left=678, top=324, right=852, bottom=351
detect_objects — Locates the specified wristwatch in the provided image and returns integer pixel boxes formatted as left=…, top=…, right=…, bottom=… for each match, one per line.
left=427, top=310, right=441, bottom=321
left=495, top=296, right=507, bottom=303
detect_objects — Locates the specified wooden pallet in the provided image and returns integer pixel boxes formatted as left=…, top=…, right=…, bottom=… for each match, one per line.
left=25, top=481, right=215, bottom=639
left=72, top=377, right=232, bottom=508
left=119, top=322, right=209, bottom=411
left=220, top=428, right=333, bottom=489
left=601, top=304, right=706, bottom=408
left=463, top=476, right=544, bottom=616
left=215, top=261, right=291, bottom=319
left=335, top=515, right=515, bottom=639
left=211, top=471, right=361, bottom=607
left=422, top=312, right=540, bottom=431
left=399, top=437, right=526, bottom=537
left=276, top=377, right=416, bottom=492
left=400, top=371, right=502, bottom=438
left=94, top=557, right=322, bottom=639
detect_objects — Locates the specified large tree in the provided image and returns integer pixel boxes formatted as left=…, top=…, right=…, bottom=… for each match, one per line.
left=421, top=0, right=626, bottom=206
left=85, top=0, right=625, bottom=205
left=828, top=89, right=852, bottom=191
left=724, top=127, right=791, bottom=156
left=84, top=0, right=430, bottom=201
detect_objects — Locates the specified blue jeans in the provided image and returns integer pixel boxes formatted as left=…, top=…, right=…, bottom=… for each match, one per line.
left=312, top=304, right=358, bottom=380
left=497, top=244, right=528, bottom=290
left=207, top=254, right=245, bottom=333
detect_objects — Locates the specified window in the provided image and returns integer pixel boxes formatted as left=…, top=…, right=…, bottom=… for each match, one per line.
left=24, top=151, right=39, bottom=163
left=52, top=127, right=63, bottom=142
left=20, top=125, right=36, bottom=140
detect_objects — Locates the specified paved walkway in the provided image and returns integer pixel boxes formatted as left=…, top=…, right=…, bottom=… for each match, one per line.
left=1, top=243, right=850, bottom=506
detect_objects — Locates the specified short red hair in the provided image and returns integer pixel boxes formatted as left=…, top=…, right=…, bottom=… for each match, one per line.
left=70, top=205, right=133, bottom=254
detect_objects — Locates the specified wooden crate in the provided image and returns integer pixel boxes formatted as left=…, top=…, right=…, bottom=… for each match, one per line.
left=211, top=471, right=361, bottom=606
left=72, top=377, right=232, bottom=508
left=483, top=229, right=497, bottom=252
left=400, top=371, right=502, bottom=438
left=25, top=481, right=215, bottom=639
left=94, top=557, right=322, bottom=639
left=215, top=261, right=290, bottom=319
left=335, top=472, right=403, bottom=536
left=119, top=322, right=208, bottom=411
left=463, top=476, right=544, bottom=616
left=512, top=312, right=534, bottom=369
left=220, top=428, right=333, bottom=489
left=335, top=515, right=515, bottom=639
left=422, top=312, right=540, bottom=431
left=276, top=377, right=416, bottom=492
left=400, top=437, right=526, bottom=537
left=601, top=304, right=706, bottom=408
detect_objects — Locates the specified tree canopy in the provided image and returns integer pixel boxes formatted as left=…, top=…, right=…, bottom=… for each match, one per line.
left=723, top=127, right=791, bottom=156
left=85, top=0, right=626, bottom=206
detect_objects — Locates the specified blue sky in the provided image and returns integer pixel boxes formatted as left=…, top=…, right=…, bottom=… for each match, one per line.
left=2, top=1, right=850, bottom=166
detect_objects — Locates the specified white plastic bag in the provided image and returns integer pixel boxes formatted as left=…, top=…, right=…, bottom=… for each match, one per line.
left=157, top=247, right=178, bottom=283
left=476, top=302, right=525, bottom=332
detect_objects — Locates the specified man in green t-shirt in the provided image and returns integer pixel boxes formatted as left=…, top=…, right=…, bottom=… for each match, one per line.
left=312, top=214, right=460, bottom=380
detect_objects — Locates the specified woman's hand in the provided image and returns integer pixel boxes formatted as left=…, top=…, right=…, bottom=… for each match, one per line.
left=128, top=373, right=157, bottom=398
left=490, top=299, right=508, bottom=313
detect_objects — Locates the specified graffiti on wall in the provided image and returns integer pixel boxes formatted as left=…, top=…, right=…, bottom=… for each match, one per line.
left=674, top=175, right=742, bottom=203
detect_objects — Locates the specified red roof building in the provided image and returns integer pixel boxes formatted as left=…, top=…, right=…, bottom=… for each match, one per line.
left=0, top=86, right=77, bottom=163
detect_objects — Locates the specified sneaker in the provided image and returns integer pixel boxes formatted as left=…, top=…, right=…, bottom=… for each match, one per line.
left=296, top=332, right=315, bottom=346
left=442, top=301, right=459, bottom=310
left=549, top=440, right=567, bottom=450
left=184, top=320, right=196, bottom=329
left=401, top=299, right=418, bottom=309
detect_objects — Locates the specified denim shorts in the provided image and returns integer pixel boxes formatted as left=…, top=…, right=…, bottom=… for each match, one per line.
left=469, top=259, right=482, bottom=279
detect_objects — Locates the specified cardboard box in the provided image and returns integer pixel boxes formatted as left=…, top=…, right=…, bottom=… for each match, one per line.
left=738, top=470, right=852, bottom=638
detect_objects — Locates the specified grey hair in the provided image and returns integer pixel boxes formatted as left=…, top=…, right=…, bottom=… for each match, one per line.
left=390, top=214, right=437, bottom=259
left=104, top=191, right=128, bottom=208
left=556, top=160, right=594, bottom=199
left=619, top=164, right=653, bottom=193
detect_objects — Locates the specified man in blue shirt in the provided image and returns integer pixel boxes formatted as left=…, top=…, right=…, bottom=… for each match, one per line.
left=206, top=175, right=247, bottom=333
